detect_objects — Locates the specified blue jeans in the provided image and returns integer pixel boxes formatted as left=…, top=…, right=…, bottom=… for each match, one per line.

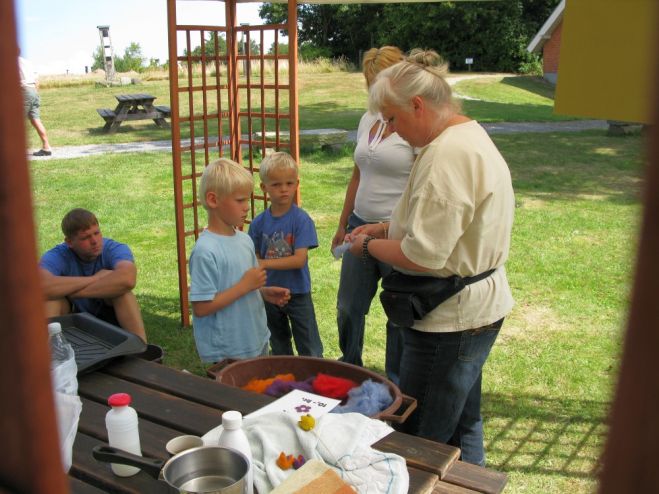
left=395, top=319, right=503, bottom=466
left=265, top=293, right=323, bottom=357
left=337, top=213, right=403, bottom=384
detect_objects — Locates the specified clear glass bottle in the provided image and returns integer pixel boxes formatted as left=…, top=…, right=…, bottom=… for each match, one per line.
left=105, top=393, right=142, bottom=477
left=218, top=410, right=253, bottom=494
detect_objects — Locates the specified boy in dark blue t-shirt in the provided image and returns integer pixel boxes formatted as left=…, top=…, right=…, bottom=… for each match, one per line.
left=248, top=152, right=323, bottom=357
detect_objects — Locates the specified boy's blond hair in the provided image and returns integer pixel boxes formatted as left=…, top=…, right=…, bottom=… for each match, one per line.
left=258, top=151, right=298, bottom=183
left=200, top=158, right=253, bottom=211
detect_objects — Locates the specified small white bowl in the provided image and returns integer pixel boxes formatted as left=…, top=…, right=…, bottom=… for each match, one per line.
left=166, top=435, right=205, bottom=455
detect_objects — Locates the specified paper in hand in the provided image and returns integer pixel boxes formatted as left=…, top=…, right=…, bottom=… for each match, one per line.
left=332, top=241, right=352, bottom=260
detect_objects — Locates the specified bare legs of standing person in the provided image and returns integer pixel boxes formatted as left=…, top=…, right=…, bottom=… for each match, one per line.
left=29, top=117, right=51, bottom=155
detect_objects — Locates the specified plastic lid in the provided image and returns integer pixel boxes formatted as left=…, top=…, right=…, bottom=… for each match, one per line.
left=47, top=322, right=62, bottom=336
left=108, top=393, right=132, bottom=407
left=221, top=410, right=243, bottom=430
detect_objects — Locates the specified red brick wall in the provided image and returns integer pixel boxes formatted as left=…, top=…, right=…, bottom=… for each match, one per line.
left=543, top=20, right=562, bottom=73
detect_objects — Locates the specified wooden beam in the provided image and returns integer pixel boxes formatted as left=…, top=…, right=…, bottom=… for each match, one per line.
left=0, top=0, right=68, bottom=491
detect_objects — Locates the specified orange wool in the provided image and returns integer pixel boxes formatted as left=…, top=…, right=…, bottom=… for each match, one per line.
left=276, top=451, right=296, bottom=470
left=242, top=373, right=296, bottom=394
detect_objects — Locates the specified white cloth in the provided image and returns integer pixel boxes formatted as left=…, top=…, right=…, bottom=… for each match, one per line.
left=204, top=412, right=409, bottom=494
left=353, top=112, right=415, bottom=222
left=389, top=120, right=515, bottom=332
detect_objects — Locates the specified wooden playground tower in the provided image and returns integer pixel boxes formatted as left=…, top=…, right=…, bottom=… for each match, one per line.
left=97, top=25, right=116, bottom=85
left=166, top=0, right=299, bottom=326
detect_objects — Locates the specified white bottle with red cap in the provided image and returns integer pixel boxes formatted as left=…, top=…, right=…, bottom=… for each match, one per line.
left=218, top=410, right=253, bottom=494
left=105, top=393, right=142, bottom=477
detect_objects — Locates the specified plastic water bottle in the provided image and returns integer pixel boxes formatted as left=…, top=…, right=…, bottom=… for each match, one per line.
left=48, top=322, right=81, bottom=472
left=218, top=411, right=253, bottom=494
left=48, top=322, right=78, bottom=395
left=105, top=393, right=142, bottom=477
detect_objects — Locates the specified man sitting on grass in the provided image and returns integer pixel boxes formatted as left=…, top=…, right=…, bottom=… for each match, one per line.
left=39, top=208, right=147, bottom=342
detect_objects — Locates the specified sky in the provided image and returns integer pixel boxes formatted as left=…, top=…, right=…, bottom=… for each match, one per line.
left=15, top=0, right=277, bottom=75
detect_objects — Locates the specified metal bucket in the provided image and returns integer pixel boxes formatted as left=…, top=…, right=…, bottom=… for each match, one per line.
left=207, top=355, right=416, bottom=423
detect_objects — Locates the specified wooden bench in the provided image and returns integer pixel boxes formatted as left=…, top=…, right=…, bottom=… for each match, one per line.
left=154, top=105, right=171, bottom=117
left=96, top=108, right=116, bottom=122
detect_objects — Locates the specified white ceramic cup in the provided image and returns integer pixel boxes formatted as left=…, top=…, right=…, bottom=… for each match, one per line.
left=165, top=435, right=205, bottom=456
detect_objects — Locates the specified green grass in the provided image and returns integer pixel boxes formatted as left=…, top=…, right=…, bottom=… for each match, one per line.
left=455, top=76, right=581, bottom=122
left=32, top=71, right=579, bottom=148
left=27, top=73, right=645, bottom=493
left=30, top=130, right=644, bottom=493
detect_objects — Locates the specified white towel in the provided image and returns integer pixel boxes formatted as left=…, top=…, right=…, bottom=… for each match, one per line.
left=204, top=412, right=409, bottom=493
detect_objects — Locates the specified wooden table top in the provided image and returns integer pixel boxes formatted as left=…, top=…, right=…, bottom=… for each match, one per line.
left=69, top=357, right=506, bottom=493
left=115, top=93, right=156, bottom=103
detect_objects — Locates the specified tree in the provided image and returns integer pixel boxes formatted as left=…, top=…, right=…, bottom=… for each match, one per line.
left=115, top=42, right=145, bottom=72
left=90, top=41, right=147, bottom=73
left=91, top=46, right=104, bottom=71
left=184, top=32, right=227, bottom=58
left=258, top=0, right=561, bottom=72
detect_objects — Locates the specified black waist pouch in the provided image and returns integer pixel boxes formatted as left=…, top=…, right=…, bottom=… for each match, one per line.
left=380, top=269, right=495, bottom=327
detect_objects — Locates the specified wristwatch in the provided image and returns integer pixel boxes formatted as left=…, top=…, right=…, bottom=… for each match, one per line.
left=362, top=236, right=376, bottom=263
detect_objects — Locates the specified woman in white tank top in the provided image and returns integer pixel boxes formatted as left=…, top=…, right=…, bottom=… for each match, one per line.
left=332, top=47, right=415, bottom=383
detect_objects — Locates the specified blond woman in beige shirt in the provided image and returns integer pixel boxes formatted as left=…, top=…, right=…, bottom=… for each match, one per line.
left=348, top=49, right=514, bottom=467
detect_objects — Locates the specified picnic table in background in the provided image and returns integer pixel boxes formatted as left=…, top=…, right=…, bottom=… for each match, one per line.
left=70, top=357, right=508, bottom=493
left=97, top=93, right=170, bottom=133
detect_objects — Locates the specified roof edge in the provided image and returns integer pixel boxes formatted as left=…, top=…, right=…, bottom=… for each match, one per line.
left=527, top=0, right=565, bottom=54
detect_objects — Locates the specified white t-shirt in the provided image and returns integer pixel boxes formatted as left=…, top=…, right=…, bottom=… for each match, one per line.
left=353, top=112, right=415, bottom=222
left=18, top=57, right=38, bottom=87
left=389, top=120, right=515, bottom=332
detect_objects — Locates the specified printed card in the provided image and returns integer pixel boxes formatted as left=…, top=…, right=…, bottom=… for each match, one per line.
left=246, top=389, right=340, bottom=419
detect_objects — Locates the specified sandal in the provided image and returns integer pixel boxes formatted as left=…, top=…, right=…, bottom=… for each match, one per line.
left=33, top=149, right=52, bottom=156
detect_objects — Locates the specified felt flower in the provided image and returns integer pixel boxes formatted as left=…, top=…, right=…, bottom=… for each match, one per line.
left=298, top=414, right=315, bottom=431
left=276, top=451, right=295, bottom=470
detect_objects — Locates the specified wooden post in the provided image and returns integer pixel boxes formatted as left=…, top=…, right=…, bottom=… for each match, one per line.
left=287, top=0, right=300, bottom=204
left=226, top=0, right=240, bottom=163
left=0, top=0, right=68, bottom=491
left=167, top=0, right=190, bottom=327
left=598, top=6, right=659, bottom=490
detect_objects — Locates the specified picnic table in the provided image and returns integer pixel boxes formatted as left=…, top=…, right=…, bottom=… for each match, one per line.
left=97, top=93, right=171, bottom=133
left=69, top=356, right=507, bottom=493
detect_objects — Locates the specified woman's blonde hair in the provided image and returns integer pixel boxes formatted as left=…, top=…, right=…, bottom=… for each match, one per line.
left=362, top=46, right=404, bottom=88
left=200, top=158, right=253, bottom=211
left=369, top=48, right=460, bottom=116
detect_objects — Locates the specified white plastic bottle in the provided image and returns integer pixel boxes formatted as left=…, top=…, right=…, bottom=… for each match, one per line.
left=105, top=393, right=142, bottom=477
left=218, top=411, right=253, bottom=494
left=48, top=322, right=78, bottom=395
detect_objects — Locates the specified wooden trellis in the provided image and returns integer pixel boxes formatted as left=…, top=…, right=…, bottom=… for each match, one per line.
left=166, top=0, right=299, bottom=326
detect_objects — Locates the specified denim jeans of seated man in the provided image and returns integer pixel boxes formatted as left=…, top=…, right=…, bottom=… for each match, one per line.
left=265, top=293, right=323, bottom=357
left=395, top=319, right=503, bottom=466
left=337, top=213, right=402, bottom=384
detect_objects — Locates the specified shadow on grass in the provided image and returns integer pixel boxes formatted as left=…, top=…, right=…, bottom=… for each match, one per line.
left=500, top=76, right=557, bottom=99
left=86, top=124, right=172, bottom=142
left=461, top=99, right=576, bottom=123
left=483, top=392, right=607, bottom=479
left=138, top=293, right=208, bottom=376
